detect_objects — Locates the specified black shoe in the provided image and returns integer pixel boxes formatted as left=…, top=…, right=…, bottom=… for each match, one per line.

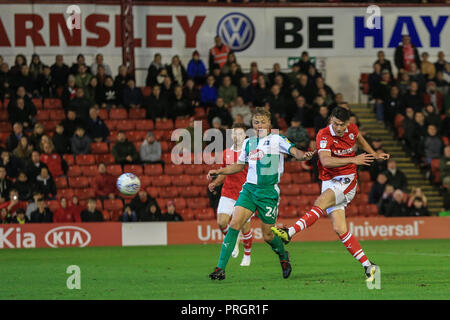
left=280, top=251, right=292, bottom=279
left=364, top=261, right=378, bottom=282
left=209, top=267, right=225, bottom=280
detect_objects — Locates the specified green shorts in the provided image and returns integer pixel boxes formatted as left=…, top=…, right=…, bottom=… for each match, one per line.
left=235, top=183, right=280, bottom=225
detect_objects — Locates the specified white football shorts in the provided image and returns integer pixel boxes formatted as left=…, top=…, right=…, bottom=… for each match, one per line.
left=321, top=173, right=357, bottom=215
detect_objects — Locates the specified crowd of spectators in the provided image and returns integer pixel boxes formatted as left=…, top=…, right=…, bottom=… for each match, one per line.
left=1, top=29, right=449, bottom=223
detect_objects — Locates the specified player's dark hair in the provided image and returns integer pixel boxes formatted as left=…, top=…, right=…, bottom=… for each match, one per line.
left=232, top=123, right=247, bottom=130
left=330, top=107, right=350, bottom=122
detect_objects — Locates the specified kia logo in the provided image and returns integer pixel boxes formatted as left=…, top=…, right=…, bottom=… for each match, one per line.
left=217, top=12, right=255, bottom=52
left=45, top=226, right=91, bottom=248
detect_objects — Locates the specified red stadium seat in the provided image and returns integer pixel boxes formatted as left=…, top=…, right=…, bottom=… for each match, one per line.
left=296, top=172, right=312, bottom=184
left=278, top=206, right=298, bottom=218
left=0, top=122, right=11, bottom=133
left=106, top=164, right=123, bottom=177
left=282, top=184, right=301, bottom=196
left=116, top=120, right=135, bottom=131
left=361, top=182, right=373, bottom=194
left=394, top=114, right=404, bottom=129
left=134, top=120, right=154, bottom=131
left=98, top=108, right=109, bottom=120
left=127, top=131, right=147, bottom=142
left=44, top=98, right=62, bottom=109
left=83, top=165, right=98, bottom=177
left=194, top=107, right=206, bottom=119
left=364, top=204, right=379, bottom=217
left=67, top=165, right=82, bottom=177
left=36, top=110, right=50, bottom=121
left=306, top=128, right=315, bottom=139
left=174, top=198, right=187, bottom=210
left=146, top=187, right=159, bottom=198
left=354, top=193, right=369, bottom=206
left=95, top=154, right=115, bottom=165
left=187, top=197, right=209, bottom=209
left=285, top=161, right=304, bottom=173
left=152, top=175, right=171, bottom=187
left=105, top=120, right=117, bottom=131
left=123, top=164, right=143, bottom=176
left=160, top=141, right=170, bottom=153
left=431, top=159, right=441, bottom=183
left=144, top=164, right=163, bottom=176
left=109, top=108, right=128, bottom=120
left=0, top=112, right=8, bottom=121
left=63, top=154, right=74, bottom=166
left=46, top=200, right=60, bottom=213
left=68, top=177, right=90, bottom=188
left=175, top=118, right=190, bottom=129
left=129, top=108, right=146, bottom=119
left=159, top=187, right=179, bottom=198
left=155, top=119, right=174, bottom=130
left=162, top=153, right=173, bottom=164
left=58, top=188, right=74, bottom=200
left=280, top=172, right=292, bottom=185
left=49, top=109, right=66, bottom=121
left=104, top=199, right=124, bottom=211
left=43, top=121, right=58, bottom=132
left=139, top=175, right=152, bottom=188
left=302, top=183, right=320, bottom=195
left=179, top=186, right=200, bottom=197
left=346, top=205, right=359, bottom=217
left=91, top=142, right=109, bottom=154
left=76, top=154, right=95, bottom=166
left=183, top=164, right=203, bottom=175
left=32, top=98, right=43, bottom=109
left=171, top=175, right=193, bottom=187
left=165, top=164, right=184, bottom=176
left=102, top=210, right=112, bottom=221
left=358, top=171, right=371, bottom=182
left=54, top=177, right=68, bottom=189
left=192, top=175, right=208, bottom=186
left=196, top=208, right=215, bottom=220
left=180, top=209, right=195, bottom=221
left=140, top=86, right=152, bottom=97
left=156, top=198, right=168, bottom=209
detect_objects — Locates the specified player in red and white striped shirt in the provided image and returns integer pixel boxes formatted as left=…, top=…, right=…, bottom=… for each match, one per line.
left=208, top=123, right=253, bottom=266
left=272, top=107, right=390, bottom=281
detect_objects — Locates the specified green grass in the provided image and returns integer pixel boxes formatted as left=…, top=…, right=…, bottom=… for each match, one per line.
left=0, top=239, right=449, bottom=300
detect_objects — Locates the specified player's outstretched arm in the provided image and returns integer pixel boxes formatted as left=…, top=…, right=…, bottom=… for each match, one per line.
left=289, top=147, right=316, bottom=161
left=319, top=150, right=375, bottom=168
left=208, top=174, right=226, bottom=192
left=356, top=133, right=390, bottom=160
left=207, top=163, right=246, bottom=180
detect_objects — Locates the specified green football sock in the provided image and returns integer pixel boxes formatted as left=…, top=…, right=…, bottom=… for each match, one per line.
left=267, top=236, right=288, bottom=261
left=217, top=227, right=240, bottom=270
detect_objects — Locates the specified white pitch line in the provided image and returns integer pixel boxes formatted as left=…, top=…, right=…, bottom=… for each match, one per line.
left=322, top=250, right=450, bottom=257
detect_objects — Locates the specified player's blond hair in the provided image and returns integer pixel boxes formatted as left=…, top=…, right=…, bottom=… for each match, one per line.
left=252, top=107, right=271, bottom=122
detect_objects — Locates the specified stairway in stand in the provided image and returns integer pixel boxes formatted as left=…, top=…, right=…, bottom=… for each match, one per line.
left=350, top=104, right=443, bottom=215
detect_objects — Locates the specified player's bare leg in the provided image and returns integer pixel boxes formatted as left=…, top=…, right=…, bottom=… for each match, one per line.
left=329, top=209, right=378, bottom=281
left=262, top=222, right=291, bottom=278
left=209, top=206, right=253, bottom=280
left=240, top=220, right=253, bottom=266
left=271, top=189, right=335, bottom=243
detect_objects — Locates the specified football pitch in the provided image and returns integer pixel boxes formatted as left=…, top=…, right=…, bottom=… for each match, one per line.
left=0, top=239, right=449, bottom=300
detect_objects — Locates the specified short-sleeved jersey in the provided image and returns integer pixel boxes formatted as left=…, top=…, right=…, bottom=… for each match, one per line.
left=316, top=123, right=359, bottom=181
left=220, top=146, right=248, bottom=201
left=238, top=134, right=295, bottom=186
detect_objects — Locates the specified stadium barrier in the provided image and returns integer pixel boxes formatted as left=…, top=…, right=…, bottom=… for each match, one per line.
left=0, top=217, right=449, bottom=249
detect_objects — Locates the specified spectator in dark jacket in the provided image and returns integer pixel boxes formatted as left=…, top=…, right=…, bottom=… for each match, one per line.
left=86, top=107, right=110, bottom=142
left=115, top=65, right=132, bottom=106
left=384, top=159, right=408, bottom=192
left=61, top=109, right=84, bottom=139
left=30, top=198, right=53, bottom=223
left=384, top=189, right=409, bottom=217
left=50, top=54, right=70, bottom=89
left=369, top=173, right=387, bottom=204
left=160, top=200, right=183, bottom=221
left=71, top=127, right=91, bottom=155
left=13, top=171, right=34, bottom=202
left=314, top=105, right=329, bottom=134
left=8, top=97, right=36, bottom=129
left=52, top=123, right=71, bottom=154
left=401, top=81, right=423, bottom=112
left=207, top=98, right=233, bottom=128
left=99, top=76, right=118, bottom=109
left=138, top=202, right=162, bottom=221
left=129, top=190, right=159, bottom=214
left=81, top=198, right=104, bottom=222
left=0, top=165, right=13, bottom=201
left=121, top=205, right=138, bottom=222
left=144, top=85, right=169, bottom=121
left=408, top=197, right=430, bottom=216
left=112, top=131, right=139, bottom=164
left=38, top=65, right=55, bottom=98
left=170, top=85, right=193, bottom=120
left=145, top=53, right=163, bottom=87
left=69, top=88, right=92, bottom=124
left=61, top=75, right=77, bottom=110
left=1, top=150, right=23, bottom=179
left=35, top=167, right=57, bottom=200
left=394, top=35, right=421, bottom=75
left=6, top=122, right=24, bottom=152
left=167, top=55, right=187, bottom=86
left=122, top=78, right=143, bottom=109
left=25, top=151, right=48, bottom=183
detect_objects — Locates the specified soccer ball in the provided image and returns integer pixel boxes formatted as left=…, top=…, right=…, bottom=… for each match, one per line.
left=116, top=173, right=141, bottom=196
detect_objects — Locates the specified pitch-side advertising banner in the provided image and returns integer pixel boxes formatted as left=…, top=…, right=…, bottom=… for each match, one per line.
left=0, top=2, right=448, bottom=57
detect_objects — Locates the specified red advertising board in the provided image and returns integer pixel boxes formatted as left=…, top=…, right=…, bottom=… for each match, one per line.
left=0, top=222, right=122, bottom=249
left=167, top=217, right=450, bottom=244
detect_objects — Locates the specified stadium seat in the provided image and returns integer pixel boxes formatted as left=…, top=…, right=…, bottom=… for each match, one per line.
left=116, top=120, right=135, bottom=131
left=106, top=164, right=123, bottom=177
left=36, top=110, right=50, bottom=121
left=155, top=119, right=174, bottom=130
left=361, top=182, right=373, bottom=194
left=175, top=118, right=190, bottom=128
left=160, top=141, right=170, bottom=153
left=105, top=120, right=117, bottom=131
left=57, top=188, right=74, bottom=200
left=358, top=171, right=371, bottom=182
left=68, top=177, right=90, bottom=188
left=179, top=186, right=200, bottom=197
left=127, top=131, right=147, bottom=142
left=75, top=154, right=96, bottom=166
left=83, top=165, right=98, bottom=177
left=354, top=193, right=369, bottom=206
left=43, top=98, right=62, bottom=109
left=91, top=142, right=109, bottom=154
left=144, top=163, right=163, bottom=176
left=134, top=120, right=154, bottom=131
left=183, top=164, right=203, bottom=175
left=146, top=187, right=158, bottom=199
left=171, top=175, right=193, bottom=187
left=431, top=159, right=441, bottom=183
left=174, top=198, right=187, bottom=210
left=306, top=128, right=315, bottom=139
left=296, top=172, right=312, bottom=184
left=139, top=176, right=152, bottom=189
left=104, top=199, right=124, bottom=211
left=110, top=210, right=123, bottom=221
left=32, top=98, right=43, bottom=109
left=282, top=184, right=301, bottom=196
left=46, top=200, right=60, bottom=213
left=54, top=176, right=68, bottom=189
left=140, top=86, right=152, bottom=97
left=67, top=165, right=82, bottom=177
left=196, top=208, right=215, bottom=220
left=0, top=112, right=8, bottom=121
left=280, top=172, right=292, bottom=185
left=98, top=108, right=109, bottom=120
left=43, top=121, right=58, bottom=132
left=123, top=164, right=143, bottom=176
left=165, top=164, right=184, bottom=176
left=159, top=187, right=179, bottom=198
left=102, top=210, right=112, bottom=221
left=346, top=205, right=359, bottom=217
left=194, top=107, right=206, bottom=119
left=74, top=188, right=96, bottom=200
left=129, top=108, right=146, bottom=119
left=179, top=208, right=195, bottom=221
left=187, top=197, right=209, bottom=209
left=192, top=175, right=208, bottom=186
left=50, top=109, right=66, bottom=121
left=302, top=183, right=320, bottom=195
left=286, top=195, right=309, bottom=207
left=156, top=198, right=168, bottom=209
left=109, top=108, right=128, bottom=120
left=0, top=122, right=11, bottom=132
left=394, top=114, right=404, bottom=129
left=94, top=154, right=114, bottom=165
left=63, top=154, right=74, bottom=166
left=364, top=204, right=379, bottom=217
left=279, top=206, right=298, bottom=218
left=285, top=161, right=303, bottom=173
left=152, top=175, right=171, bottom=187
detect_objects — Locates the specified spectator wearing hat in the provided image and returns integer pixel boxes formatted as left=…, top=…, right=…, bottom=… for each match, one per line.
left=112, top=131, right=140, bottom=165
left=30, top=197, right=53, bottom=223
left=286, top=117, right=310, bottom=151
left=121, top=204, right=138, bottom=222
left=81, top=198, right=104, bottom=222
left=161, top=200, right=183, bottom=221
left=140, top=132, right=162, bottom=164
left=93, top=163, right=117, bottom=200
left=187, top=50, right=207, bottom=85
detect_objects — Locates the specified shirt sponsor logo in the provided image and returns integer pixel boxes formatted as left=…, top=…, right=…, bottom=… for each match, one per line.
left=249, top=149, right=265, bottom=161
left=333, top=148, right=354, bottom=156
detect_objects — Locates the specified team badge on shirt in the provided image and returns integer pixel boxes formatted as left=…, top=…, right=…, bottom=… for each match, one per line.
left=320, top=140, right=327, bottom=149
left=349, top=133, right=355, bottom=140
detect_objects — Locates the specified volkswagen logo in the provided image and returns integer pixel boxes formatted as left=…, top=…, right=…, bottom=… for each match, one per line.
left=216, top=12, right=255, bottom=52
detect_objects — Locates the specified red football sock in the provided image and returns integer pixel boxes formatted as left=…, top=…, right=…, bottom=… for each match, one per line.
left=339, top=231, right=369, bottom=265
left=242, top=230, right=253, bottom=256
left=293, top=206, right=326, bottom=232
left=220, top=224, right=229, bottom=236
